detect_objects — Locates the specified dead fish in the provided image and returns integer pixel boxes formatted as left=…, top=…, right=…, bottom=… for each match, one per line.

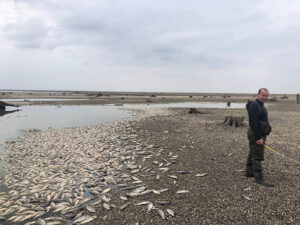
left=24, top=222, right=36, bottom=225
left=120, top=196, right=128, bottom=201
left=132, top=180, right=143, bottom=184
left=131, top=169, right=140, bottom=174
left=79, top=216, right=96, bottom=224
left=121, top=203, right=130, bottom=210
left=126, top=192, right=140, bottom=198
left=176, top=171, right=189, bottom=174
left=133, top=186, right=146, bottom=193
left=168, top=175, right=177, bottom=179
left=244, top=187, right=252, bottom=192
left=134, top=201, right=151, bottom=206
left=46, top=222, right=62, bottom=225
left=37, top=218, right=46, bottom=225
left=152, top=189, right=161, bottom=195
left=147, top=203, right=153, bottom=212
left=176, top=190, right=189, bottom=194
left=166, top=208, right=175, bottom=216
left=157, top=209, right=165, bottom=219
left=140, top=190, right=152, bottom=195
left=86, top=205, right=96, bottom=213
left=159, top=167, right=169, bottom=173
left=103, top=203, right=111, bottom=210
left=159, top=188, right=168, bottom=193
left=242, top=195, right=251, bottom=201
left=73, top=216, right=86, bottom=224
left=101, top=188, right=111, bottom=194
left=195, top=173, right=208, bottom=177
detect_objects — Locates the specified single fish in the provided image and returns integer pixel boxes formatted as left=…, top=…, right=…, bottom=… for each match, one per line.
left=147, top=203, right=153, bottom=212
left=86, top=205, right=96, bottom=213
left=242, top=195, right=251, bottom=201
left=176, top=190, right=189, bottom=194
left=121, top=203, right=130, bottom=210
left=157, top=209, right=165, bottom=219
left=195, top=173, right=208, bottom=177
left=166, top=208, right=175, bottom=216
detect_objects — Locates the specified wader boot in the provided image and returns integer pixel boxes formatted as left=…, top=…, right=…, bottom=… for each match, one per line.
left=245, top=164, right=254, bottom=177
left=253, top=171, right=274, bottom=187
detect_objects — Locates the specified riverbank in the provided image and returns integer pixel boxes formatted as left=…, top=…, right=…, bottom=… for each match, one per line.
left=89, top=101, right=299, bottom=225
left=1, top=90, right=298, bottom=106
left=1, top=100, right=299, bottom=225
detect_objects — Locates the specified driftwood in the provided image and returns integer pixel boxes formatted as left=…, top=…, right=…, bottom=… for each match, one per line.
left=222, top=116, right=245, bottom=127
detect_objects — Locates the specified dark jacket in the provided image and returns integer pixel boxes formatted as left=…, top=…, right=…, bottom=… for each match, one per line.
left=247, top=99, right=270, bottom=140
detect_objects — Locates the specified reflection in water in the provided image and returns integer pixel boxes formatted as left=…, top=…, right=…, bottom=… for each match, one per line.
left=0, top=109, right=21, bottom=117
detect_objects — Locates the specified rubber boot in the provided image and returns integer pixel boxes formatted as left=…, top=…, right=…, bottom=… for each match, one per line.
left=253, top=171, right=274, bottom=187
left=245, top=164, right=253, bottom=177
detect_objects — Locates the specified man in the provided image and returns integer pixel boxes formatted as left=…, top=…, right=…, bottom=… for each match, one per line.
left=246, top=88, right=274, bottom=187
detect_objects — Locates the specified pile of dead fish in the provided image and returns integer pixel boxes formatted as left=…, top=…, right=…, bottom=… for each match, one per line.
left=0, top=108, right=195, bottom=225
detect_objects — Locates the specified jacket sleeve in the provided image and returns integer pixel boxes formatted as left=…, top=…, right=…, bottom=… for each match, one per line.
left=248, top=102, right=262, bottom=140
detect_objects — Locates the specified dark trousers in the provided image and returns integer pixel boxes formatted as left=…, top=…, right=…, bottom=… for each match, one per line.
left=247, top=128, right=265, bottom=171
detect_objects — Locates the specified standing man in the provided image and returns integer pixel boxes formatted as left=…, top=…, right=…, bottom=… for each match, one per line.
left=246, top=88, right=274, bottom=187
left=296, top=93, right=300, bottom=104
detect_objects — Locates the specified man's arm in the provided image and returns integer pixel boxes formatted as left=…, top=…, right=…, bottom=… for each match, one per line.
left=248, top=102, right=263, bottom=142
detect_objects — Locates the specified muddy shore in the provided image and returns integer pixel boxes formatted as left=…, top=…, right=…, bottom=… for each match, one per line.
left=88, top=101, right=299, bottom=225
left=1, top=92, right=299, bottom=225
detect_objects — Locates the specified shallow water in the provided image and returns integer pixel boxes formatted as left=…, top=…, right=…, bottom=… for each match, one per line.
left=0, top=98, right=88, bottom=101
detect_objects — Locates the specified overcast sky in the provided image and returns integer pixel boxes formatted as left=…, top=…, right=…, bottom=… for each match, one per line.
left=0, top=0, right=300, bottom=93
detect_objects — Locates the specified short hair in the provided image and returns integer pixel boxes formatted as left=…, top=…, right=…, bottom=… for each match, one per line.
left=258, top=88, right=269, bottom=94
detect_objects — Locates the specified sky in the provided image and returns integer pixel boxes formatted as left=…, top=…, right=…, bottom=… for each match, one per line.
left=0, top=0, right=300, bottom=94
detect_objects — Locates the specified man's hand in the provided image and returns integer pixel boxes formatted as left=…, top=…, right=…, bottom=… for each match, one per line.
left=256, top=139, right=264, bottom=145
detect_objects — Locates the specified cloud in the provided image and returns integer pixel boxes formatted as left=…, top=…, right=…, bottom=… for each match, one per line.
left=1, top=0, right=300, bottom=93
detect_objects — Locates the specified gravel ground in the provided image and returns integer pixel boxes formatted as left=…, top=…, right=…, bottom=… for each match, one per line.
left=89, top=101, right=299, bottom=225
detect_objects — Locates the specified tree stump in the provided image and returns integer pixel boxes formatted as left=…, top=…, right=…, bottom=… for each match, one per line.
left=222, top=116, right=245, bottom=127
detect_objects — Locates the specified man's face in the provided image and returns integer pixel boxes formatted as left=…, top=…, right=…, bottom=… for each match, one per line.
left=257, top=90, right=269, bottom=103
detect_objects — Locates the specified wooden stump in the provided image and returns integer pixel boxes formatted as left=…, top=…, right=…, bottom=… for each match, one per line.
left=222, top=116, right=245, bottom=127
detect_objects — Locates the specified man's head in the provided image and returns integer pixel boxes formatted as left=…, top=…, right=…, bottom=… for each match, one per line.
left=257, top=88, right=269, bottom=103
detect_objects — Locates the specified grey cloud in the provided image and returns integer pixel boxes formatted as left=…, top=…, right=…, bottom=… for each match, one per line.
left=4, top=19, right=49, bottom=49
